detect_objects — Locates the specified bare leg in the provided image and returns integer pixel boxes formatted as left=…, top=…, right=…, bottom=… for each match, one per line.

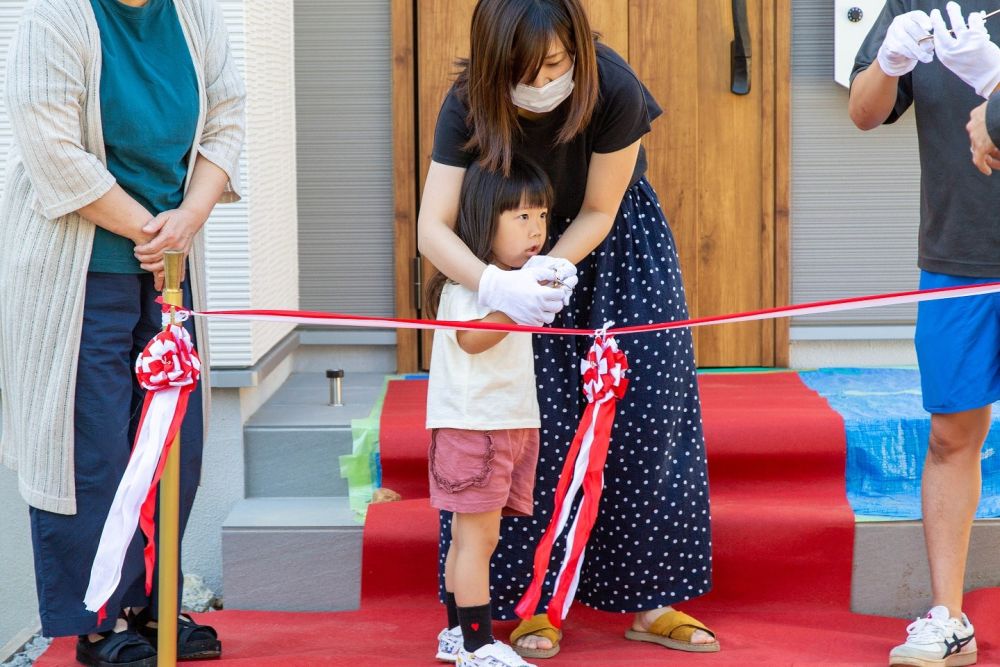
left=451, top=510, right=501, bottom=608
left=922, top=406, right=990, bottom=618
left=87, top=617, right=128, bottom=642
left=445, top=515, right=458, bottom=595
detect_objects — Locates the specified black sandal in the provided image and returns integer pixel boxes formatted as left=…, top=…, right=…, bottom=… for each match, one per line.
left=75, top=630, right=157, bottom=667
left=132, top=608, right=222, bottom=661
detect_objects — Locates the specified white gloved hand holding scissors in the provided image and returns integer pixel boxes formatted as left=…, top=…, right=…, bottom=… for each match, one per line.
left=523, top=254, right=579, bottom=306
left=877, top=10, right=935, bottom=76
left=932, top=2, right=1000, bottom=98
left=478, top=263, right=566, bottom=326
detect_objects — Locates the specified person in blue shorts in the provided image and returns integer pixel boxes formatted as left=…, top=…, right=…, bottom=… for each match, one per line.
left=850, top=2, right=1000, bottom=666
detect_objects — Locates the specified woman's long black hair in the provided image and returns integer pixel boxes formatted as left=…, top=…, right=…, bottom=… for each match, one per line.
left=426, top=157, right=554, bottom=318
left=455, top=0, right=600, bottom=175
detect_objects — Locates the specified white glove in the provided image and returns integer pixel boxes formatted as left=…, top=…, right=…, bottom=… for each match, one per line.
left=522, top=254, right=579, bottom=306
left=932, top=2, right=1000, bottom=98
left=478, top=264, right=565, bottom=326
left=877, top=10, right=935, bottom=76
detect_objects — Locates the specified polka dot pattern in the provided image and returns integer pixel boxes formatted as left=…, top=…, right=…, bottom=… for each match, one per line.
left=439, top=178, right=713, bottom=618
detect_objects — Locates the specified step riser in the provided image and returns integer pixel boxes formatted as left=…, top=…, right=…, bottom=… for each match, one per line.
left=222, top=528, right=361, bottom=612
left=852, top=521, right=1000, bottom=618
left=221, top=498, right=364, bottom=612
left=244, top=428, right=354, bottom=498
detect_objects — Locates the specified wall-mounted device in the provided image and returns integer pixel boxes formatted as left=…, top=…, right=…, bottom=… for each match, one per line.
left=834, top=1, right=887, bottom=87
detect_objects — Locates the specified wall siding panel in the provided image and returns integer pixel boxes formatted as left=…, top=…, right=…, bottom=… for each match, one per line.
left=295, top=0, right=394, bottom=316
left=791, top=1, right=920, bottom=326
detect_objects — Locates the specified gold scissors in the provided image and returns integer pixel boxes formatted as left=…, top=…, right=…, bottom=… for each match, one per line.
left=918, top=8, right=1000, bottom=42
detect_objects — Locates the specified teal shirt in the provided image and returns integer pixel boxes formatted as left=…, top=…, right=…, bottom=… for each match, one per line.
left=89, top=0, right=199, bottom=273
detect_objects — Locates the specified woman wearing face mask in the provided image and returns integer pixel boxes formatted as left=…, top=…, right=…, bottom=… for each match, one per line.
left=418, top=0, right=717, bottom=662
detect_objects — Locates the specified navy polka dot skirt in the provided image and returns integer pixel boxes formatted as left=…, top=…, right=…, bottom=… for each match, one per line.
left=439, top=177, right=713, bottom=618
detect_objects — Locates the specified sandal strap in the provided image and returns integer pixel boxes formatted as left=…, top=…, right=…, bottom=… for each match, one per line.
left=96, top=630, right=151, bottom=662
left=647, top=611, right=715, bottom=642
left=509, top=614, right=562, bottom=645
left=132, top=608, right=218, bottom=646
left=177, top=613, right=218, bottom=644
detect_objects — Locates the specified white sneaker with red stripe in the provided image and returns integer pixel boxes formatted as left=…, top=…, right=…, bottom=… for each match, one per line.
left=889, top=605, right=977, bottom=667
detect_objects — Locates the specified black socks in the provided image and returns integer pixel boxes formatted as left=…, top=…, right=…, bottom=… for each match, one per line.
left=445, top=591, right=459, bottom=629
left=457, top=602, right=493, bottom=653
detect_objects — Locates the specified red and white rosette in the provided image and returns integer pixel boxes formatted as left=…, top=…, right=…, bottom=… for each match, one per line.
left=515, top=329, right=629, bottom=628
left=84, top=316, right=200, bottom=620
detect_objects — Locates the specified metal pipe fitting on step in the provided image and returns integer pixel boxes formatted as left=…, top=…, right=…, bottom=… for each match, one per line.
left=326, top=369, right=345, bottom=406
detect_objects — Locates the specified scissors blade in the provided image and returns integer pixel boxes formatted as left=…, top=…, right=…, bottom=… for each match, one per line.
left=919, top=8, right=1000, bottom=42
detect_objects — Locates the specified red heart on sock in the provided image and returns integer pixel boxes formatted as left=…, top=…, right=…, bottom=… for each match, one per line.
left=471, top=623, right=480, bottom=631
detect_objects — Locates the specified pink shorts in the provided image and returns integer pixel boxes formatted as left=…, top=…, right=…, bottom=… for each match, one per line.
left=428, top=427, right=539, bottom=517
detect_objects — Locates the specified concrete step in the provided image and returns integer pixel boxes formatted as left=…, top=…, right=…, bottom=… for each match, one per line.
left=243, top=372, right=387, bottom=498
left=221, top=497, right=362, bottom=612
left=851, top=519, right=1000, bottom=618
left=243, top=428, right=353, bottom=497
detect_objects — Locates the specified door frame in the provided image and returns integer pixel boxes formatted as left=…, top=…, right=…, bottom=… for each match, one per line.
left=391, top=0, right=790, bottom=372
left=392, top=0, right=419, bottom=372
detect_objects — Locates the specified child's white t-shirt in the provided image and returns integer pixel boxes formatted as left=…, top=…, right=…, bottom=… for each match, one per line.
left=426, top=282, right=541, bottom=430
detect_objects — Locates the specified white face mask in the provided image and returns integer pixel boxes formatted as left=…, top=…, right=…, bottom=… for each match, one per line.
left=511, top=63, right=575, bottom=114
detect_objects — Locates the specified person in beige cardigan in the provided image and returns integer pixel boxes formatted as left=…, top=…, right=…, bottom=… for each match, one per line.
left=0, top=0, right=244, bottom=664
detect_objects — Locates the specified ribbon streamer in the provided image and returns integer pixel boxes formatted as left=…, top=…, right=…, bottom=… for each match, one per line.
left=84, top=318, right=201, bottom=619
left=514, top=334, right=629, bottom=628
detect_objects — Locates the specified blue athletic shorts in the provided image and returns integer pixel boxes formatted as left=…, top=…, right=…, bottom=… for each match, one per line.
left=915, top=270, right=1000, bottom=414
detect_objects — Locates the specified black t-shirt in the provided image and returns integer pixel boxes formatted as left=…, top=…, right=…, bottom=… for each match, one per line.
left=431, top=43, right=663, bottom=219
left=852, top=0, right=1000, bottom=277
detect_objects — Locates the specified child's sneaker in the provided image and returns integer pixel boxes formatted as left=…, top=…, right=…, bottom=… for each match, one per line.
left=456, top=640, right=536, bottom=667
left=889, top=605, right=977, bottom=667
left=436, top=626, right=463, bottom=663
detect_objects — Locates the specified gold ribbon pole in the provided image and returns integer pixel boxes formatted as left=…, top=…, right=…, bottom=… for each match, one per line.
left=157, top=250, right=185, bottom=666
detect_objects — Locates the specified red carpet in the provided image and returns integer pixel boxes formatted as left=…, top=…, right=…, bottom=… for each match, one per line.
left=37, top=374, right=1000, bottom=666
left=379, top=380, right=431, bottom=501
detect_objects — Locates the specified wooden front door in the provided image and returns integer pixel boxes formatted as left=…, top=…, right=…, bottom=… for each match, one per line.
left=393, top=0, right=789, bottom=371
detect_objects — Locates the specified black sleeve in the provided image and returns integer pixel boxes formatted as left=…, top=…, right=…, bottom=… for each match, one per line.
left=592, top=63, right=662, bottom=154
left=849, top=0, right=913, bottom=125
left=431, top=87, right=475, bottom=168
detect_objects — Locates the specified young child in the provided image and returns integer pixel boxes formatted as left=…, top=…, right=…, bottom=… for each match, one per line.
left=426, top=157, right=565, bottom=667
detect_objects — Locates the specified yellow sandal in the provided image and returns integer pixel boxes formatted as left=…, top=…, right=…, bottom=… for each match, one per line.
left=509, top=614, right=563, bottom=659
left=624, top=610, right=719, bottom=653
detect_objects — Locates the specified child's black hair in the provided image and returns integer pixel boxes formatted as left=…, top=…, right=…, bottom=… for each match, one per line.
left=426, top=156, right=553, bottom=318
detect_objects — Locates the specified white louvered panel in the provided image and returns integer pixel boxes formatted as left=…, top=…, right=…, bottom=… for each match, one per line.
left=204, top=0, right=254, bottom=367
left=295, top=0, right=394, bottom=315
left=244, top=0, right=297, bottom=363
left=791, top=1, right=921, bottom=326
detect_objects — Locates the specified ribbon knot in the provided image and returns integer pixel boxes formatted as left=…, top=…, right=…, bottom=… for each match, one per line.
left=581, top=335, right=629, bottom=403
left=135, top=324, right=200, bottom=391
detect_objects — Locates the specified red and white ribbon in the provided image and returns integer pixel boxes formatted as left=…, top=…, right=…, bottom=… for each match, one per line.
left=164, top=280, right=1000, bottom=336
left=515, top=331, right=629, bottom=628
left=84, top=318, right=200, bottom=620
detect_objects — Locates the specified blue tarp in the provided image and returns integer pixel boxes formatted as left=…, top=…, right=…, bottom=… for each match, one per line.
left=799, top=368, right=1000, bottom=518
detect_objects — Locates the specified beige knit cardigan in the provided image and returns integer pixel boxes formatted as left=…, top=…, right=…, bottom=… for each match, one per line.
left=0, top=0, right=246, bottom=514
